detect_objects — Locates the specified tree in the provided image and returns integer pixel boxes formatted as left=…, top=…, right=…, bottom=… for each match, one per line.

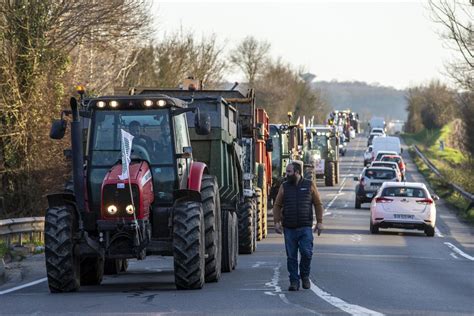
left=0, top=0, right=152, bottom=217
left=429, top=0, right=473, bottom=90
left=229, top=36, right=271, bottom=87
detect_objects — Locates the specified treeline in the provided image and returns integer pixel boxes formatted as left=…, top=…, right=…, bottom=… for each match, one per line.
left=405, top=81, right=473, bottom=158
left=0, top=2, right=328, bottom=217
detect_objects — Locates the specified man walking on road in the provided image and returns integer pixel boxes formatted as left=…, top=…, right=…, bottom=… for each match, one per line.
left=273, top=162, right=324, bottom=291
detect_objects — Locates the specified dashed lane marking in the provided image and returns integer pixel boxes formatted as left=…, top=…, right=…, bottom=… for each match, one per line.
left=444, top=242, right=474, bottom=261
left=0, top=278, right=47, bottom=296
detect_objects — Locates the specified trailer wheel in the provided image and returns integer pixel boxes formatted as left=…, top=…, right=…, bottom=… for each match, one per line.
left=335, top=162, right=340, bottom=184
left=173, top=200, right=205, bottom=290
left=255, top=188, right=263, bottom=241
left=104, top=258, right=122, bottom=275
left=45, top=205, right=80, bottom=293
left=231, top=211, right=238, bottom=270
left=221, top=210, right=233, bottom=272
left=237, top=199, right=255, bottom=254
left=201, top=175, right=222, bottom=282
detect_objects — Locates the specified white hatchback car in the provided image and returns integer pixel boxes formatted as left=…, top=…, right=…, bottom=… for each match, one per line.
left=370, top=182, right=439, bottom=236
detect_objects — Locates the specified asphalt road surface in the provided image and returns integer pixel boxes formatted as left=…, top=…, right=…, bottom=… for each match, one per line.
left=1, top=136, right=473, bottom=315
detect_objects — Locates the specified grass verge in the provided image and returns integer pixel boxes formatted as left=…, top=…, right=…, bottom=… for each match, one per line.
left=409, top=148, right=474, bottom=224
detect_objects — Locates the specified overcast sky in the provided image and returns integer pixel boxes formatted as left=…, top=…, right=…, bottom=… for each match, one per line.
left=152, top=0, right=454, bottom=90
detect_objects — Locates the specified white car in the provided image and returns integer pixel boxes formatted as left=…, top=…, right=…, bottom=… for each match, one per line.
left=370, top=182, right=439, bottom=236
left=370, top=161, right=401, bottom=181
left=370, top=127, right=385, bottom=135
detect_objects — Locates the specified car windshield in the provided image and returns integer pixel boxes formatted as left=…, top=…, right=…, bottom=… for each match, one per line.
left=382, top=156, right=401, bottom=163
left=365, top=169, right=396, bottom=179
left=90, top=109, right=173, bottom=166
left=373, top=163, right=396, bottom=170
left=382, top=187, right=427, bottom=198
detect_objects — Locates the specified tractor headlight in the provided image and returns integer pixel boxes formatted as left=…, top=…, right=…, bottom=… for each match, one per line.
left=125, top=204, right=135, bottom=215
left=157, top=99, right=167, bottom=107
left=109, top=100, right=119, bottom=108
left=144, top=100, right=153, bottom=107
left=97, top=101, right=106, bottom=108
left=107, top=205, right=118, bottom=215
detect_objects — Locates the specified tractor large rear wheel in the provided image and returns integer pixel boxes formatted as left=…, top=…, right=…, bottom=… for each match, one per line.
left=237, top=199, right=255, bottom=254
left=201, top=175, right=222, bottom=283
left=255, top=188, right=263, bottom=241
left=257, top=164, right=268, bottom=239
left=173, top=200, right=205, bottom=290
left=325, top=162, right=336, bottom=187
left=44, top=205, right=80, bottom=293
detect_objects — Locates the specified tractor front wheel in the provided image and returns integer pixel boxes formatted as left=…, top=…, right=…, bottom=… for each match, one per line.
left=45, top=205, right=80, bottom=293
left=237, top=199, right=256, bottom=254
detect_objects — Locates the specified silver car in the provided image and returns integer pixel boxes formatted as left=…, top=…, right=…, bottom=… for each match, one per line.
left=354, top=167, right=399, bottom=209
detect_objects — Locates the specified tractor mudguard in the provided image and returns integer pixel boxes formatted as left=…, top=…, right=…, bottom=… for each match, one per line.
left=46, top=193, right=81, bottom=220
left=187, top=161, right=207, bottom=192
left=174, top=189, right=202, bottom=203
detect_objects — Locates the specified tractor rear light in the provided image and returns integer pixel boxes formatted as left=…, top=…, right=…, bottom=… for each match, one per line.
left=107, top=205, right=118, bottom=215
left=157, top=99, right=167, bottom=107
left=125, top=204, right=135, bottom=215
left=109, top=100, right=119, bottom=108
left=144, top=100, right=153, bottom=107
left=97, top=101, right=106, bottom=108
left=416, top=198, right=433, bottom=205
left=375, top=197, right=393, bottom=203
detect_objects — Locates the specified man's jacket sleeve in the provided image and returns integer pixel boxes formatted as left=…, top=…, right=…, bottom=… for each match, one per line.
left=311, top=182, right=324, bottom=224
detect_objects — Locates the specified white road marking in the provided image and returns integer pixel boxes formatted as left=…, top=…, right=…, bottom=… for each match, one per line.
left=0, top=278, right=47, bottom=295
left=450, top=252, right=459, bottom=260
left=264, top=263, right=283, bottom=296
left=435, top=227, right=444, bottom=238
left=444, top=242, right=474, bottom=261
left=310, top=280, right=384, bottom=316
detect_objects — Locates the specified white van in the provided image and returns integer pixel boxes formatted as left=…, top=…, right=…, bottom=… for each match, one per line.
left=372, top=136, right=402, bottom=156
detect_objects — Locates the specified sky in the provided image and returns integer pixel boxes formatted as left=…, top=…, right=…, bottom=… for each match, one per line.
left=151, top=0, right=455, bottom=90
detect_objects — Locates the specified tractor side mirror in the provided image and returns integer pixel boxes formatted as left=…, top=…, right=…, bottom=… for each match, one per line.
left=353, top=177, right=359, bottom=181
left=401, top=148, right=404, bottom=153
left=266, top=138, right=273, bottom=152
left=297, top=129, right=304, bottom=146
left=432, top=194, right=440, bottom=201
left=195, top=110, right=211, bottom=135
left=50, top=119, right=67, bottom=139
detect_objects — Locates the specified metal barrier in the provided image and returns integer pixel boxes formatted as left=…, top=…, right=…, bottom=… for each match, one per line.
left=0, top=217, right=44, bottom=247
left=412, top=145, right=474, bottom=210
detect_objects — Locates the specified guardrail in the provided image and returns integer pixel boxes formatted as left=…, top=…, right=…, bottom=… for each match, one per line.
left=0, top=217, right=44, bottom=247
left=412, top=145, right=474, bottom=210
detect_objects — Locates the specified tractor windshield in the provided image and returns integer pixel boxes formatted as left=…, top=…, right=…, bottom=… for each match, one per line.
left=312, top=135, right=328, bottom=152
left=90, top=109, right=173, bottom=166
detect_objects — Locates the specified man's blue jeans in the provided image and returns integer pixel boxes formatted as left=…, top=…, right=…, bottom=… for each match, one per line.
left=283, top=227, right=314, bottom=284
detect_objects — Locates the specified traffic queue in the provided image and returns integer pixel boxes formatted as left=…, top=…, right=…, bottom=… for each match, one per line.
left=355, top=118, right=439, bottom=237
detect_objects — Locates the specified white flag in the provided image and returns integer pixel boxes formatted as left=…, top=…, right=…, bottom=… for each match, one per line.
left=119, top=129, right=134, bottom=180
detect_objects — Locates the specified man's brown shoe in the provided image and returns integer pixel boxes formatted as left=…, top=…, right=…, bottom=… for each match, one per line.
left=302, top=278, right=311, bottom=289
left=288, top=281, right=299, bottom=291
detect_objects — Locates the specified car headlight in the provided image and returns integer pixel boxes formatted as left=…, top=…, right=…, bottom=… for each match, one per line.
left=107, top=205, right=118, bottom=215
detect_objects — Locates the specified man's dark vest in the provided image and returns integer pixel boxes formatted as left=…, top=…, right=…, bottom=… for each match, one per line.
left=282, top=178, right=313, bottom=228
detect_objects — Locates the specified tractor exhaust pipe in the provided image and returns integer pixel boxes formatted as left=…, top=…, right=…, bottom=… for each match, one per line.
left=70, top=97, right=85, bottom=212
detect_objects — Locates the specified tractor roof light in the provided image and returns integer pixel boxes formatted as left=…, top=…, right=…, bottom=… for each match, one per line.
left=144, top=100, right=153, bottom=107
left=97, top=101, right=106, bottom=108
left=76, top=85, right=86, bottom=95
left=157, top=99, right=167, bottom=107
left=109, top=100, right=119, bottom=108
left=107, top=205, right=118, bottom=215
left=125, top=204, right=135, bottom=215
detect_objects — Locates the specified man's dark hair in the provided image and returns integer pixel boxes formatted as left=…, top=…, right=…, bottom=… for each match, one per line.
left=291, top=161, right=302, bottom=174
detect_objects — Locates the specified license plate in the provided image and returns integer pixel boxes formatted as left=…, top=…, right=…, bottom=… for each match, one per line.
left=394, top=214, right=414, bottom=219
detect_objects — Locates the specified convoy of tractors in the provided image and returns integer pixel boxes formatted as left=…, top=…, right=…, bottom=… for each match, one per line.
left=45, top=78, right=359, bottom=292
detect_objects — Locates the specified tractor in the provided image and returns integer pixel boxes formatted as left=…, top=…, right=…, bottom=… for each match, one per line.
left=46, top=93, right=227, bottom=292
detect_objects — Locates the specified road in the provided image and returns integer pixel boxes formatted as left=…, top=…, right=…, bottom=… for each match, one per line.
left=0, top=136, right=473, bottom=315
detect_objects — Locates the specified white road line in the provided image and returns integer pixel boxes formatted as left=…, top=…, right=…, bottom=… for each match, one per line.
left=450, top=252, right=459, bottom=260
left=435, top=227, right=444, bottom=238
left=0, top=277, right=47, bottom=295
left=444, top=242, right=474, bottom=261
left=310, top=280, right=384, bottom=316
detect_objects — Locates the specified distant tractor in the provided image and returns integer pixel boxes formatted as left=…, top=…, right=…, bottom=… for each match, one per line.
left=303, top=125, right=340, bottom=186
left=45, top=94, right=227, bottom=292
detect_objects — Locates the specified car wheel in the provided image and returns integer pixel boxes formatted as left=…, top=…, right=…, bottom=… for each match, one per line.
left=370, top=221, right=379, bottom=234
left=425, top=226, right=435, bottom=237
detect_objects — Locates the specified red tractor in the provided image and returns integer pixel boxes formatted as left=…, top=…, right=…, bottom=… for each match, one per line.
left=46, top=94, right=227, bottom=292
